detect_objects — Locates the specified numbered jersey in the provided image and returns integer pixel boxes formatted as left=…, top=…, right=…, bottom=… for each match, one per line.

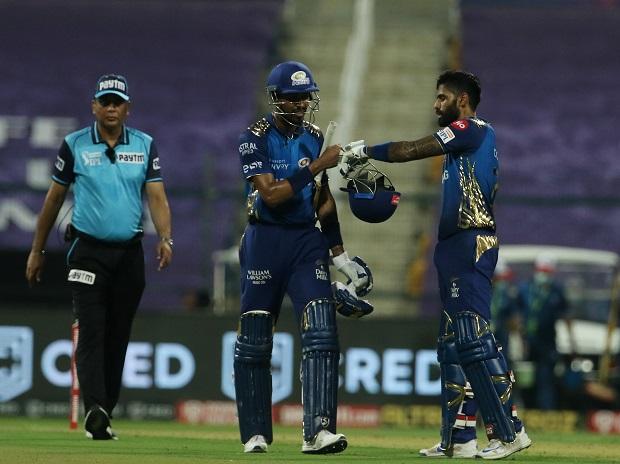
left=238, top=114, right=324, bottom=225
left=433, top=117, right=498, bottom=240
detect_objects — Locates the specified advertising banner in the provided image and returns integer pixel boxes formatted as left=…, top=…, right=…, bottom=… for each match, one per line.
left=0, top=309, right=440, bottom=420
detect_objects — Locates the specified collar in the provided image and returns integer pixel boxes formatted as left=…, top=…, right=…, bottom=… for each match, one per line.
left=90, top=122, right=129, bottom=146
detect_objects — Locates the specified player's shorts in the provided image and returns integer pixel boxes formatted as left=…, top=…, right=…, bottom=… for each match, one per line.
left=239, top=222, right=332, bottom=322
left=433, top=229, right=498, bottom=321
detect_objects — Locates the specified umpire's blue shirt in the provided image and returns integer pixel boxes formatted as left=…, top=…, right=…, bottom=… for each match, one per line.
left=239, top=114, right=323, bottom=225
left=52, top=123, right=162, bottom=241
left=433, top=117, right=498, bottom=240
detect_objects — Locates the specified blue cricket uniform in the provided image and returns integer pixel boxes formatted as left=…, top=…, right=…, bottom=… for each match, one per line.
left=238, top=115, right=332, bottom=319
left=432, top=117, right=499, bottom=321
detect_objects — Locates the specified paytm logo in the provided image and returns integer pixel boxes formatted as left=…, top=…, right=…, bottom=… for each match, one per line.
left=0, top=326, right=33, bottom=402
left=221, top=331, right=294, bottom=403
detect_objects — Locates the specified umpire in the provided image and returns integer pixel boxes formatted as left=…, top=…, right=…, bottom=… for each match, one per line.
left=26, top=74, right=173, bottom=440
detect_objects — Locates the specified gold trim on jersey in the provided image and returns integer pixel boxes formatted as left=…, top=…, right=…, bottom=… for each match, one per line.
left=475, top=234, right=498, bottom=263
left=248, top=118, right=270, bottom=137
left=457, top=158, right=496, bottom=231
left=306, top=122, right=322, bottom=138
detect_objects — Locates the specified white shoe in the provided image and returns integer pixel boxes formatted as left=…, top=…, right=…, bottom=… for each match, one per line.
left=302, top=430, right=347, bottom=454
left=477, top=427, right=532, bottom=460
left=419, top=439, right=478, bottom=458
left=243, top=435, right=268, bottom=453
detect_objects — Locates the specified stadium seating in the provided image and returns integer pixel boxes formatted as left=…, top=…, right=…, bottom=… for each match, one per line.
left=461, top=1, right=620, bottom=250
left=0, top=0, right=284, bottom=310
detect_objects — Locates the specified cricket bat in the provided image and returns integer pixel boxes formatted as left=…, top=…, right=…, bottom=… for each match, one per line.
left=312, top=120, right=337, bottom=209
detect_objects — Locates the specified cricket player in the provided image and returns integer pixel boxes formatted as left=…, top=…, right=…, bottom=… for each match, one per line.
left=234, top=61, right=372, bottom=454
left=341, top=70, right=532, bottom=459
left=26, top=74, right=173, bottom=440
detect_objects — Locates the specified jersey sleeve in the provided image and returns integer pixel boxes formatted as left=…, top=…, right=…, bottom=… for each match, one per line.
left=433, top=119, right=486, bottom=155
left=239, top=130, right=271, bottom=180
left=146, top=140, right=163, bottom=182
left=51, top=140, right=75, bottom=185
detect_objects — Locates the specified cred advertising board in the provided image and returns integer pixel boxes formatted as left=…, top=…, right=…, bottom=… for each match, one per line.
left=0, top=309, right=440, bottom=419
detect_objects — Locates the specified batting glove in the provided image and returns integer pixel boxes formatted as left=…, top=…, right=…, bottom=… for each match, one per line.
left=332, top=252, right=373, bottom=297
left=339, top=140, right=368, bottom=177
left=332, top=281, right=374, bottom=318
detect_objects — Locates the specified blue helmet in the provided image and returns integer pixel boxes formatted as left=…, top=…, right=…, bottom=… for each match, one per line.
left=341, top=161, right=401, bottom=223
left=266, top=61, right=320, bottom=127
left=266, top=61, right=319, bottom=95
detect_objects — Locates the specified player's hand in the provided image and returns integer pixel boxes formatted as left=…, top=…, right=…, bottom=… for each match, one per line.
left=339, top=140, right=368, bottom=177
left=315, top=144, right=342, bottom=171
left=156, top=239, right=173, bottom=271
left=25, top=250, right=45, bottom=287
left=332, top=252, right=373, bottom=296
left=332, top=281, right=374, bottom=318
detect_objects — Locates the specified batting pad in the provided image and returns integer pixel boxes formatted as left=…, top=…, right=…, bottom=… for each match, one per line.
left=234, top=310, right=273, bottom=444
left=301, top=299, right=340, bottom=441
left=438, top=334, right=476, bottom=451
left=455, top=311, right=516, bottom=442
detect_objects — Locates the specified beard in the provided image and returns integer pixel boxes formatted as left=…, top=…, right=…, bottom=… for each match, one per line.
left=437, top=102, right=460, bottom=127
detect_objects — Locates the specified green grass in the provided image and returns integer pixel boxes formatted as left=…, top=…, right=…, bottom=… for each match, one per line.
left=1, top=417, right=619, bottom=463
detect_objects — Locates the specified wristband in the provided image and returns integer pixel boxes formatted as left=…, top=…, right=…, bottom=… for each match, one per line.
left=287, top=166, right=314, bottom=194
left=369, top=142, right=391, bottom=162
left=322, top=221, right=343, bottom=249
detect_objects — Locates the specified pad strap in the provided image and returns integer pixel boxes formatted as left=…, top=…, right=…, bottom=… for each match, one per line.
left=301, top=299, right=340, bottom=441
left=234, top=310, right=273, bottom=443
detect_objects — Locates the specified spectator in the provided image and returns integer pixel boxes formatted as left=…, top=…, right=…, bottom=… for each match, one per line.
left=491, top=256, right=519, bottom=356
left=516, top=254, right=574, bottom=409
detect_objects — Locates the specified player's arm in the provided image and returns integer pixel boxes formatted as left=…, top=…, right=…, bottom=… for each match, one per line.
left=26, top=181, right=69, bottom=286
left=317, top=180, right=373, bottom=296
left=251, top=144, right=341, bottom=208
left=315, top=178, right=343, bottom=256
left=368, top=135, right=444, bottom=162
left=341, top=136, right=444, bottom=170
left=145, top=181, right=172, bottom=270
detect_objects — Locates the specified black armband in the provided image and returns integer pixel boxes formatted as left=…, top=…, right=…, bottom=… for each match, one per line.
left=287, top=166, right=314, bottom=193
left=322, top=221, right=343, bottom=249
left=369, top=142, right=391, bottom=162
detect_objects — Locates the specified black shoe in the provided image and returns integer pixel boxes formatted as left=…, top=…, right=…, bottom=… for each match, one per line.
left=85, top=406, right=117, bottom=440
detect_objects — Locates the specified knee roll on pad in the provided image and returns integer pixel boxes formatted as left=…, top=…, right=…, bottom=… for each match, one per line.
left=455, top=311, right=516, bottom=442
left=301, top=299, right=340, bottom=441
left=234, top=310, right=274, bottom=444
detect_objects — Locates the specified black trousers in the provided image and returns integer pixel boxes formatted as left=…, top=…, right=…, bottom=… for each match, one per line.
left=67, top=236, right=145, bottom=415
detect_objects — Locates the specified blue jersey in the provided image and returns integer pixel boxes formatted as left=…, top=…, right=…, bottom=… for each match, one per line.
left=433, top=117, right=498, bottom=240
left=52, top=123, right=162, bottom=241
left=238, top=114, right=323, bottom=225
